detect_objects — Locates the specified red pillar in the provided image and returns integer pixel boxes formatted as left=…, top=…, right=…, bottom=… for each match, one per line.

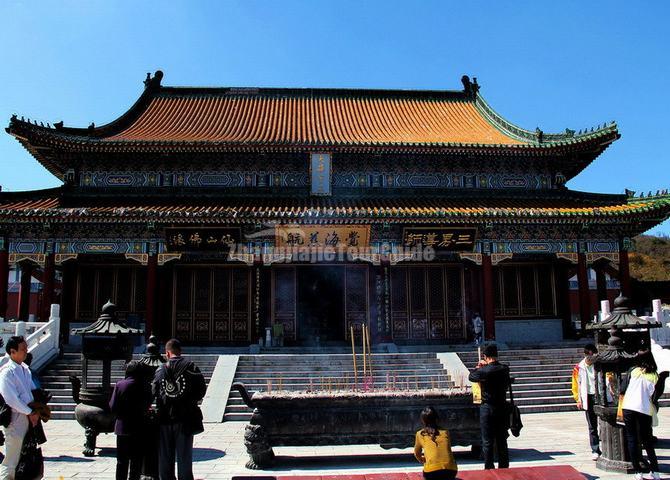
left=482, top=254, right=495, bottom=340
left=17, top=263, right=33, bottom=321
left=619, top=250, right=631, bottom=297
left=0, top=251, right=8, bottom=319
left=41, top=254, right=55, bottom=321
left=577, top=253, right=591, bottom=331
left=145, top=254, right=157, bottom=338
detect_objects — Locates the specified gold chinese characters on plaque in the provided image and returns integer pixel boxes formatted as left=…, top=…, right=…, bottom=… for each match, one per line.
left=402, top=227, right=477, bottom=252
left=275, top=225, right=370, bottom=249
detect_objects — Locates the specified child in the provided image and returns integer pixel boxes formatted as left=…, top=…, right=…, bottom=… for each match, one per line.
left=414, top=406, right=458, bottom=480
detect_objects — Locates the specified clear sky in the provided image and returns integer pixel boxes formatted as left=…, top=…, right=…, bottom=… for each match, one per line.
left=1, top=0, right=669, bottom=233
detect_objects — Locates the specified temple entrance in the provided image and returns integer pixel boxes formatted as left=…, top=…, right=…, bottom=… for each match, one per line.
left=390, top=264, right=466, bottom=342
left=272, top=264, right=369, bottom=345
left=296, top=266, right=344, bottom=344
left=171, top=266, right=251, bottom=342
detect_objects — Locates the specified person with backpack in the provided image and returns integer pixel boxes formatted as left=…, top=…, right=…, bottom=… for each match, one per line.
left=0, top=336, right=40, bottom=480
left=152, top=339, right=207, bottom=480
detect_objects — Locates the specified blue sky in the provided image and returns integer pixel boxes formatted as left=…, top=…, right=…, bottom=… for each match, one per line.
left=1, top=0, right=669, bottom=234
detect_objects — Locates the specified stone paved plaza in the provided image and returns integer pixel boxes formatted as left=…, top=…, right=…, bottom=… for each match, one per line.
left=37, top=409, right=670, bottom=480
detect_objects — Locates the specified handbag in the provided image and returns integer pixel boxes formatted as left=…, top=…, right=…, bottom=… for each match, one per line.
left=15, top=423, right=44, bottom=480
left=507, top=383, right=523, bottom=437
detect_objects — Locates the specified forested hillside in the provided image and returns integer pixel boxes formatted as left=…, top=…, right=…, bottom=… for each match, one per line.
left=630, top=234, right=670, bottom=281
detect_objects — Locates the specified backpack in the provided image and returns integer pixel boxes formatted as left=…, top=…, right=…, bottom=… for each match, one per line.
left=158, top=362, right=190, bottom=405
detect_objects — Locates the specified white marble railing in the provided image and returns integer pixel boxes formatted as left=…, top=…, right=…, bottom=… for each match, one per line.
left=0, top=304, right=61, bottom=372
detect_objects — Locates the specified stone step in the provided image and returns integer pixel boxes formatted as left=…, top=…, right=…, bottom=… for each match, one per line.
left=519, top=403, right=577, bottom=414
left=223, top=412, right=252, bottom=422
left=513, top=395, right=575, bottom=406
left=513, top=389, right=573, bottom=399
left=511, top=382, right=570, bottom=392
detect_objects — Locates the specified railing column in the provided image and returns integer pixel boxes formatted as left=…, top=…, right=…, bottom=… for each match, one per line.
left=50, top=304, right=61, bottom=352
left=15, top=321, right=26, bottom=338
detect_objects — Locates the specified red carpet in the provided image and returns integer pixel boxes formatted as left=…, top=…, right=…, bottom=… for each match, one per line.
left=232, top=465, right=584, bottom=480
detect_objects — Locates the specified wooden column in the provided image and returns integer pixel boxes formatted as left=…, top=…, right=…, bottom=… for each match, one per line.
left=482, top=254, right=495, bottom=340
left=145, top=254, right=158, bottom=338
left=619, top=250, right=631, bottom=297
left=41, top=254, right=55, bottom=321
left=577, top=253, right=591, bottom=331
left=0, top=250, right=8, bottom=319
left=59, top=261, right=77, bottom=342
left=595, top=265, right=608, bottom=303
left=17, top=262, right=33, bottom=321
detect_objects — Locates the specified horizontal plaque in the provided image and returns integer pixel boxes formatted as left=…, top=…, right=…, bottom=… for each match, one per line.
left=402, top=227, right=476, bottom=252
left=275, top=225, right=370, bottom=248
left=165, top=228, right=241, bottom=252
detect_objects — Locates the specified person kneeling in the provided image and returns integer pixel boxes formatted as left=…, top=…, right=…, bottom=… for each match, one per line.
left=414, top=406, right=458, bottom=480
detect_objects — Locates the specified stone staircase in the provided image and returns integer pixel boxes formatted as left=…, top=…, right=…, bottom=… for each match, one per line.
left=224, top=352, right=455, bottom=422
left=39, top=353, right=220, bottom=420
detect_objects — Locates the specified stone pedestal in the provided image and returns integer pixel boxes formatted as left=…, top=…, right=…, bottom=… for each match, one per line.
left=594, top=405, right=633, bottom=473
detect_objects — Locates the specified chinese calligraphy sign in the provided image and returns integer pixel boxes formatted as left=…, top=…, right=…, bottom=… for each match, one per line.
left=275, top=225, right=370, bottom=249
left=165, top=228, right=241, bottom=252
left=310, top=153, right=331, bottom=195
left=402, top=227, right=476, bottom=252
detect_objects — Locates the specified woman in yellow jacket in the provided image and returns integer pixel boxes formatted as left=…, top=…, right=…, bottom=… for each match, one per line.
left=414, top=406, right=458, bottom=480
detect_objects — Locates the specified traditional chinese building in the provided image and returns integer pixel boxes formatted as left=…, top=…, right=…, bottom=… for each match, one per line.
left=2, top=72, right=669, bottom=345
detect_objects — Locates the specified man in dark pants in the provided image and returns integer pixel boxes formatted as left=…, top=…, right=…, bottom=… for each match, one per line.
left=571, top=344, right=601, bottom=460
left=153, top=339, right=207, bottom=480
left=468, top=344, right=511, bottom=469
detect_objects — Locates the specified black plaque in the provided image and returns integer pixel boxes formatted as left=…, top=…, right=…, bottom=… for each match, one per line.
left=165, top=228, right=241, bottom=252
left=402, top=227, right=476, bottom=252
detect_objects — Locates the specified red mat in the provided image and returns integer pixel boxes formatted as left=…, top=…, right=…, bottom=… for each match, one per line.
left=232, top=465, right=584, bottom=480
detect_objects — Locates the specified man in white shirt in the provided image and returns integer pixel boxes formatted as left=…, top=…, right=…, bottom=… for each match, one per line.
left=0, top=336, right=39, bottom=480
left=571, top=344, right=601, bottom=460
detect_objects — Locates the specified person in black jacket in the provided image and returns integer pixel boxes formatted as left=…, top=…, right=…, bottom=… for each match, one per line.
left=468, top=344, right=511, bottom=470
left=152, top=339, right=207, bottom=480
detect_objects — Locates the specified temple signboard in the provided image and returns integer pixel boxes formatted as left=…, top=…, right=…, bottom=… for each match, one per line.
left=275, top=225, right=369, bottom=248
left=165, top=228, right=241, bottom=252
left=310, top=153, right=331, bottom=195
left=402, top=227, right=476, bottom=252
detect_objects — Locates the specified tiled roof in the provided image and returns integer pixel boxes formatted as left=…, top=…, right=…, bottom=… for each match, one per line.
left=7, top=74, right=619, bottom=150
left=107, top=94, right=522, bottom=146
left=2, top=193, right=669, bottom=224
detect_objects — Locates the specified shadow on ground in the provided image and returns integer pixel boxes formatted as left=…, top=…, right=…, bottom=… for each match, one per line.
left=194, top=448, right=226, bottom=461
left=262, top=448, right=575, bottom=473
left=44, top=455, right=95, bottom=463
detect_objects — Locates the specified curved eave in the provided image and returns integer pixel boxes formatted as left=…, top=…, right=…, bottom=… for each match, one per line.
left=2, top=199, right=669, bottom=227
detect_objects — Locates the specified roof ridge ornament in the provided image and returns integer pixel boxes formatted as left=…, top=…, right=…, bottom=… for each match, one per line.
left=143, top=70, right=164, bottom=90
left=461, top=75, right=480, bottom=99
